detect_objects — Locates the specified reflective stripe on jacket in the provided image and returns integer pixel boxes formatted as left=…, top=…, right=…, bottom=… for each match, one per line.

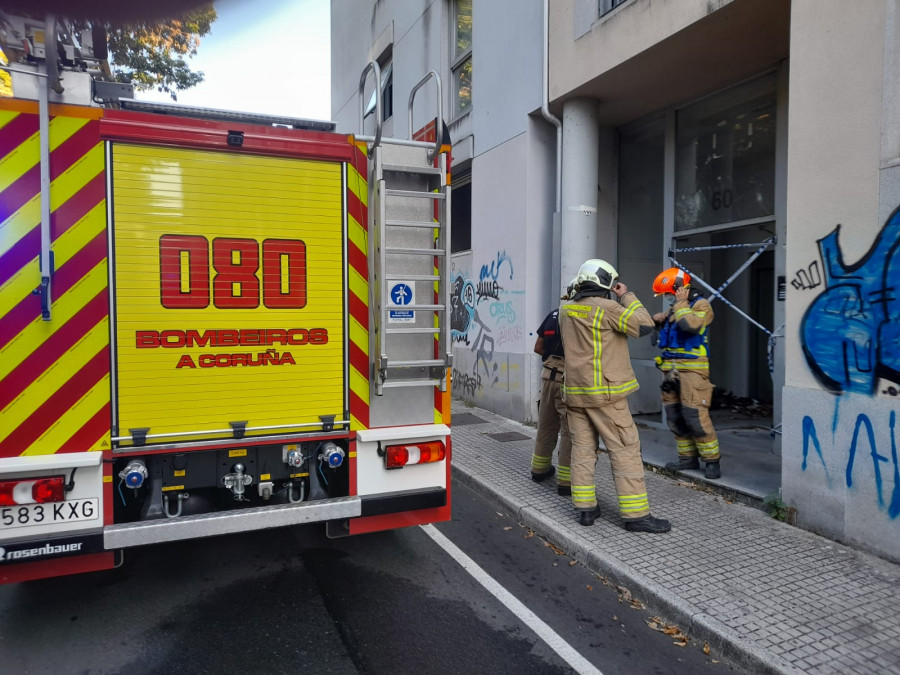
left=559, top=291, right=653, bottom=406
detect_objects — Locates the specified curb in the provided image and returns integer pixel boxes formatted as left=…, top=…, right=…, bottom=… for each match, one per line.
left=453, top=465, right=801, bottom=675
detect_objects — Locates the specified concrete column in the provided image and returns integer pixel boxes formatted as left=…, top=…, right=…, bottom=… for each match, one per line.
left=560, top=98, right=600, bottom=289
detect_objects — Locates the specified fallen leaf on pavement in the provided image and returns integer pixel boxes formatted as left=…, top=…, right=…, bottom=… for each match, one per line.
left=569, top=560, right=577, bottom=566
left=703, top=643, right=711, bottom=655
left=524, top=530, right=534, bottom=539
left=586, top=585, right=593, bottom=591
left=503, top=526, right=512, bottom=531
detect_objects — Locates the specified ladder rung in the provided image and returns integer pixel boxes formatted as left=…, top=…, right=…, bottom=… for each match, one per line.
left=385, top=189, right=445, bottom=200
left=382, top=379, right=443, bottom=389
left=385, top=247, right=446, bottom=256
left=383, top=163, right=442, bottom=176
left=385, top=274, right=440, bottom=282
left=386, top=327, right=440, bottom=334
left=387, top=359, right=446, bottom=368
left=385, top=303, right=444, bottom=311
left=385, top=219, right=441, bottom=229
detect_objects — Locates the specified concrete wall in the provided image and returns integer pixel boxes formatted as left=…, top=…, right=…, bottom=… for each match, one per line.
left=332, top=0, right=556, bottom=423
left=782, top=0, right=900, bottom=561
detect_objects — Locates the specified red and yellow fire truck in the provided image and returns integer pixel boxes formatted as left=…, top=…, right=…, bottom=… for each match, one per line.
left=0, top=33, right=452, bottom=583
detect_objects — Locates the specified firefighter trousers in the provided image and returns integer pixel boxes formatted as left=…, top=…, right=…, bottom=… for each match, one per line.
left=531, top=357, right=571, bottom=485
left=567, top=399, right=651, bottom=520
left=661, top=367, right=720, bottom=462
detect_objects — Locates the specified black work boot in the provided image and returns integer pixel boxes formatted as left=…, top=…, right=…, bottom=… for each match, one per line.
left=705, top=461, right=721, bottom=479
left=557, top=485, right=571, bottom=497
left=665, top=456, right=699, bottom=471
left=531, top=466, right=555, bottom=483
left=624, top=515, right=671, bottom=533
left=578, top=506, right=602, bottom=526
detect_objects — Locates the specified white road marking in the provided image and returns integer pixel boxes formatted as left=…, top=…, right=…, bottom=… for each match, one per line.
left=420, top=524, right=603, bottom=675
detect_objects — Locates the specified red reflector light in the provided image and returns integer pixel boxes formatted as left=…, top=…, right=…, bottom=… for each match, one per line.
left=0, top=476, right=66, bottom=506
left=384, top=441, right=446, bottom=469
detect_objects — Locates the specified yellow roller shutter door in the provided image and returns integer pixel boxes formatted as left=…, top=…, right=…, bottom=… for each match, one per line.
left=112, top=143, right=345, bottom=444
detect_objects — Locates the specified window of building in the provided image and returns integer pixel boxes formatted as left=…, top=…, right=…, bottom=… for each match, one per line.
left=364, top=55, right=393, bottom=122
left=452, top=0, right=472, bottom=117
left=451, top=176, right=471, bottom=252
left=675, top=74, right=777, bottom=231
left=599, top=0, right=630, bottom=16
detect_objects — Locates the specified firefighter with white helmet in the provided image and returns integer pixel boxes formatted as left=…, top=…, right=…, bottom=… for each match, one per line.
left=651, top=267, right=721, bottom=479
left=530, top=278, right=578, bottom=495
left=558, top=259, right=672, bottom=532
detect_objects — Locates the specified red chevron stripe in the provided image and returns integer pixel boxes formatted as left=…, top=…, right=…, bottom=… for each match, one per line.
left=48, top=120, right=100, bottom=182
left=57, top=401, right=111, bottom=455
left=346, top=187, right=366, bottom=234
left=0, top=347, right=109, bottom=457
left=349, top=388, right=369, bottom=428
left=0, top=112, right=39, bottom=154
left=0, top=290, right=108, bottom=411
left=0, top=163, right=39, bottom=226
left=348, top=337, right=368, bottom=384
left=348, top=289, right=367, bottom=328
left=0, top=170, right=105, bottom=289
left=51, top=171, right=105, bottom=240
left=0, top=231, right=107, bottom=348
left=348, top=238, right=367, bottom=282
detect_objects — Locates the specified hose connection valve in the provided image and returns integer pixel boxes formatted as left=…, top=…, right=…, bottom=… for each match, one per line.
left=321, top=442, right=345, bottom=469
left=118, top=460, right=148, bottom=489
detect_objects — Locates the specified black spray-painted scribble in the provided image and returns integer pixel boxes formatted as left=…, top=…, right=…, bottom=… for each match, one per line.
left=791, top=260, right=822, bottom=290
left=452, top=368, right=481, bottom=398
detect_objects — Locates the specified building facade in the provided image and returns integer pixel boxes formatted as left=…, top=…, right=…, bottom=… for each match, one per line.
left=332, top=0, right=900, bottom=561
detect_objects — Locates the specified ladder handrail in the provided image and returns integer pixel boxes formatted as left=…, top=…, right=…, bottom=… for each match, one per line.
left=358, top=60, right=383, bottom=149
left=407, top=70, right=443, bottom=160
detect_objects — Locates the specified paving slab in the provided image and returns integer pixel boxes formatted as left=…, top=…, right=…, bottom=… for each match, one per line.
left=450, top=401, right=900, bottom=675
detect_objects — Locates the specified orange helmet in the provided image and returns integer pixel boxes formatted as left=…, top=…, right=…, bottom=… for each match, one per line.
left=652, top=267, right=691, bottom=296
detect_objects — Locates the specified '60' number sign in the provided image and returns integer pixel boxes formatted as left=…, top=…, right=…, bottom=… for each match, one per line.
left=159, top=235, right=306, bottom=309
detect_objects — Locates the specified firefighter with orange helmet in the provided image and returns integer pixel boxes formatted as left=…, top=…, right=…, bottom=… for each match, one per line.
left=651, top=267, right=721, bottom=479
left=558, top=259, right=671, bottom=533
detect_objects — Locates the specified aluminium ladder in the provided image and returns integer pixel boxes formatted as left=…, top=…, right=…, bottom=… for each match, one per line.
left=357, top=64, right=453, bottom=395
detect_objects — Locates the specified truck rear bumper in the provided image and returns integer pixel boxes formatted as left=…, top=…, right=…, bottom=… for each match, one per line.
left=102, top=486, right=447, bottom=549
left=104, top=495, right=361, bottom=549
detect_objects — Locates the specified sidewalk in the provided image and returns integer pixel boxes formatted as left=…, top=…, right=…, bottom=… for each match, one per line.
left=450, top=401, right=900, bottom=675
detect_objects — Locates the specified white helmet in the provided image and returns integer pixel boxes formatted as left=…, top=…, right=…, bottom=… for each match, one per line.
left=575, top=259, right=618, bottom=291
left=561, top=276, right=578, bottom=300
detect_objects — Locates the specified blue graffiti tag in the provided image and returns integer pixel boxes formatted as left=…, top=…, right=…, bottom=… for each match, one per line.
left=800, top=208, right=900, bottom=395
left=479, top=250, right=514, bottom=282
left=802, top=411, right=900, bottom=519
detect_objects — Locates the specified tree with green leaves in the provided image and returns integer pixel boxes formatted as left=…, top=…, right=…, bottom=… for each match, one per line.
left=102, top=4, right=217, bottom=100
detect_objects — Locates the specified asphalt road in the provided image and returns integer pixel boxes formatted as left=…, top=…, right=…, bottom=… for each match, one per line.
left=0, top=480, right=742, bottom=674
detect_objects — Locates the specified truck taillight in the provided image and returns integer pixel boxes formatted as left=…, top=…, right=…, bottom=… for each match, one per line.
left=384, top=441, right=446, bottom=469
left=0, top=476, right=66, bottom=506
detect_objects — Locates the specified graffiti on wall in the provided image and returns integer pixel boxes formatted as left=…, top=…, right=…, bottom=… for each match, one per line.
left=797, top=207, right=900, bottom=520
left=799, top=207, right=900, bottom=396
left=450, top=250, right=522, bottom=396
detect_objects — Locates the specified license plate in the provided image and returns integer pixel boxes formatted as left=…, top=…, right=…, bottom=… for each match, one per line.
left=0, top=499, right=99, bottom=530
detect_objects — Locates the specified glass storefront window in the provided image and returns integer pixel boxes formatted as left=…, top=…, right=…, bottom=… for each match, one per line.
left=675, top=75, right=777, bottom=231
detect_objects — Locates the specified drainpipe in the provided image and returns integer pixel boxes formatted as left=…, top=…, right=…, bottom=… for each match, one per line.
left=541, top=0, right=563, bottom=296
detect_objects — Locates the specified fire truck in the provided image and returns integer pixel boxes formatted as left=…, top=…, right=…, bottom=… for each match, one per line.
left=0, top=19, right=452, bottom=583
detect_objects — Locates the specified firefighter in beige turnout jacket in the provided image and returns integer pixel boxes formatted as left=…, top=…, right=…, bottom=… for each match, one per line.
left=558, top=259, right=671, bottom=532
left=651, top=268, right=721, bottom=480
